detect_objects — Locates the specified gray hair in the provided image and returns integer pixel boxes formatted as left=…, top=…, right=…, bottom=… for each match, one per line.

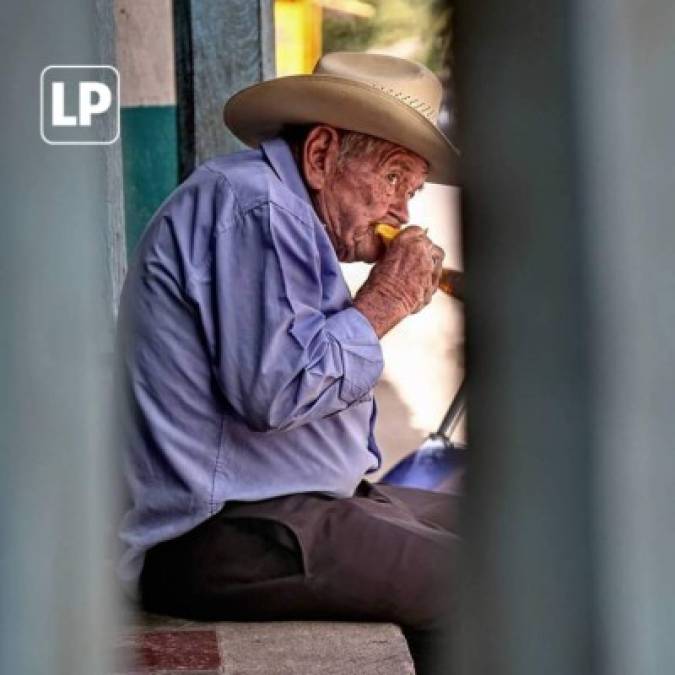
left=280, top=124, right=395, bottom=169
left=335, top=131, right=394, bottom=170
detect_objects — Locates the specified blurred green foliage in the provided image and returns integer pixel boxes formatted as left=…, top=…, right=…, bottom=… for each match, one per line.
left=322, top=0, right=452, bottom=77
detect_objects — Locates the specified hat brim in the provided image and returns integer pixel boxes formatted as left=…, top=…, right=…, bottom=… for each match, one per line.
left=223, top=74, right=459, bottom=185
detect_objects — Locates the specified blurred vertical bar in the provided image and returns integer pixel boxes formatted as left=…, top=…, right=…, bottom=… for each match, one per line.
left=173, top=0, right=276, bottom=179
left=454, top=1, right=675, bottom=673
left=453, top=2, right=595, bottom=674
left=575, top=2, right=675, bottom=674
left=99, top=0, right=128, bottom=312
left=0, top=0, right=123, bottom=673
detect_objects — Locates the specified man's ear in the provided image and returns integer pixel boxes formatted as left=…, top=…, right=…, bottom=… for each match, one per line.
left=302, top=125, right=341, bottom=191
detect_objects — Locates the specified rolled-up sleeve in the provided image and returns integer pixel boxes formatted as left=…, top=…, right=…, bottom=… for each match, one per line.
left=207, top=197, right=383, bottom=432
left=324, top=308, right=383, bottom=402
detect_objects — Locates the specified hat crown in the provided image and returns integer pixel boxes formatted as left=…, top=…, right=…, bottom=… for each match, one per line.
left=313, top=52, right=443, bottom=123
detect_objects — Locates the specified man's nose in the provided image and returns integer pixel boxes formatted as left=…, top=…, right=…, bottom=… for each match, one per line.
left=388, top=194, right=410, bottom=225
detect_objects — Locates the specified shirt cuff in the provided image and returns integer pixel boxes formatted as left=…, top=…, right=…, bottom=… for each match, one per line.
left=324, top=307, right=384, bottom=403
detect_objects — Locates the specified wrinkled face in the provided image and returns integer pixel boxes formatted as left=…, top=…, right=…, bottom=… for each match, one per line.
left=311, top=136, right=429, bottom=263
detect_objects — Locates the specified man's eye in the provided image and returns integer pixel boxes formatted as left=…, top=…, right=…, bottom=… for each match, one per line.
left=386, top=173, right=400, bottom=186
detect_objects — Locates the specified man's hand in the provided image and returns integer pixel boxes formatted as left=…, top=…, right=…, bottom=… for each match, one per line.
left=353, top=226, right=445, bottom=337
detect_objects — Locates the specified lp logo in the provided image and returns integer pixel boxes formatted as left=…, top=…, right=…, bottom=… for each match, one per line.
left=40, top=65, right=120, bottom=145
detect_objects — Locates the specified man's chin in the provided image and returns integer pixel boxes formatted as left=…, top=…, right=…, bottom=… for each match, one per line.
left=353, top=236, right=385, bottom=264
left=351, top=246, right=381, bottom=264
left=339, top=235, right=381, bottom=263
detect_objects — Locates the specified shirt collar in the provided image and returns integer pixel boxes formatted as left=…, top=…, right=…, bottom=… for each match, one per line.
left=261, top=138, right=313, bottom=205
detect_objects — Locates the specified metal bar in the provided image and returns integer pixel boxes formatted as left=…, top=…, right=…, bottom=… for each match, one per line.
left=436, top=376, right=466, bottom=439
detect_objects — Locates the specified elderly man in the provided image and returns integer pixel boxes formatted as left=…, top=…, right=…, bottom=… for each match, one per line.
left=117, top=52, right=460, bottom=673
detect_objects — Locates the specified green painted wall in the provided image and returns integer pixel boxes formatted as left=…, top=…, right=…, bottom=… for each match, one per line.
left=121, top=105, right=179, bottom=254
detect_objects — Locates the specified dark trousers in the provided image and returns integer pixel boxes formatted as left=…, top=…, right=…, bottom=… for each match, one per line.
left=140, top=481, right=460, bottom=674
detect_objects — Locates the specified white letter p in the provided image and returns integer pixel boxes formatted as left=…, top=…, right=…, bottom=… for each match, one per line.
left=78, top=81, right=112, bottom=126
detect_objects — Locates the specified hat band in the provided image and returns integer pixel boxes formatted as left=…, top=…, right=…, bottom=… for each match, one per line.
left=366, top=81, right=437, bottom=121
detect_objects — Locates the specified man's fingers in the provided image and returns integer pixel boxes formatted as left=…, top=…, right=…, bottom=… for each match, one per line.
left=374, top=228, right=447, bottom=314
left=396, top=224, right=426, bottom=239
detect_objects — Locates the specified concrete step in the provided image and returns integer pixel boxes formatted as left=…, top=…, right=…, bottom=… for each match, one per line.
left=115, top=611, right=415, bottom=674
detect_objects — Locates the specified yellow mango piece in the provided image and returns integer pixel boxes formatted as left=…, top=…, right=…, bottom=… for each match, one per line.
left=374, top=223, right=401, bottom=243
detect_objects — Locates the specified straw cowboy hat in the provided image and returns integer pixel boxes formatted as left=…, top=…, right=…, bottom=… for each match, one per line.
left=224, top=51, right=459, bottom=185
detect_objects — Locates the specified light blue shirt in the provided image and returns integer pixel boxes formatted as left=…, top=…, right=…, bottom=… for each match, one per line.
left=116, top=138, right=383, bottom=588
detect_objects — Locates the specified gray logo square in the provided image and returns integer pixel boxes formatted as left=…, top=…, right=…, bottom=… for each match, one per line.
left=40, top=65, right=120, bottom=145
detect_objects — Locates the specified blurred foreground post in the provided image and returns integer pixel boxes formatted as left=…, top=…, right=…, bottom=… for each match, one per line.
left=455, top=1, right=675, bottom=673
left=0, top=1, right=124, bottom=673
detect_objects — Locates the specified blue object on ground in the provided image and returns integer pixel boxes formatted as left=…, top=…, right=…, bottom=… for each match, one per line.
left=380, top=434, right=467, bottom=493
